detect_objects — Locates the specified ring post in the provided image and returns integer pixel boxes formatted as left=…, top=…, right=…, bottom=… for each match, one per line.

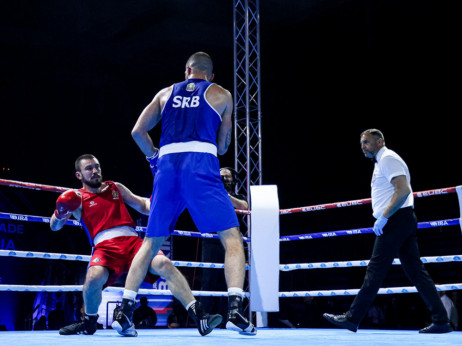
left=249, top=185, right=280, bottom=327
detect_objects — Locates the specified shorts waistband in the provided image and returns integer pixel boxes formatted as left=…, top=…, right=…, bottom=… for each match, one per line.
left=93, top=226, right=138, bottom=246
left=159, top=141, right=217, bottom=158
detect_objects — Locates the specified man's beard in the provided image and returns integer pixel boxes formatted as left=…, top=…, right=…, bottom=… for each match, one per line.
left=83, top=175, right=102, bottom=188
left=223, top=181, right=235, bottom=193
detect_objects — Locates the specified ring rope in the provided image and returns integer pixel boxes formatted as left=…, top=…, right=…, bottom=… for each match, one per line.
left=0, top=285, right=236, bottom=296
left=0, top=249, right=247, bottom=269
left=280, top=186, right=460, bottom=214
left=0, top=178, right=251, bottom=215
left=2, top=179, right=460, bottom=301
left=0, top=211, right=455, bottom=243
left=0, top=211, right=250, bottom=242
left=0, top=249, right=89, bottom=262
left=1, top=284, right=461, bottom=297
left=0, top=178, right=458, bottom=215
left=278, top=283, right=462, bottom=297
left=279, top=255, right=462, bottom=271
left=1, top=249, right=459, bottom=272
left=0, top=178, right=69, bottom=193
left=281, top=218, right=460, bottom=241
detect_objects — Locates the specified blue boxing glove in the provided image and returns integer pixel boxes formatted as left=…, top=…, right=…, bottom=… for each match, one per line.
left=373, top=215, right=388, bottom=236
left=146, top=150, right=159, bottom=177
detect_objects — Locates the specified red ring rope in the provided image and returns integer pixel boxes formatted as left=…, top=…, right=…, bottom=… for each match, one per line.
left=0, top=178, right=458, bottom=215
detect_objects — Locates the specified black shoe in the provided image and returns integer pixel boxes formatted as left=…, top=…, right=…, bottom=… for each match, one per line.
left=419, top=322, right=453, bottom=334
left=226, top=295, right=256, bottom=336
left=111, top=298, right=137, bottom=337
left=188, top=301, right=222, bottom=336
left=323, top=313, right=358, bottom=333
left=227, top=309, right=257, bottom=335
left=59, top=314, right=98, bottom=335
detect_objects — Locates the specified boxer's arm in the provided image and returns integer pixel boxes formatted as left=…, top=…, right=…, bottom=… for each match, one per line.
left=382, top=175, right=411, bottom=219
left=230, top=195, right=249, bottom=210
left=115, top=182, right=150, bottom=215
left=50, top=207, right=81, bottom=231
left=50, top=190, right=82, bottom=231
left=50, top=212, right=67, bottom=231
left=131, top=87, right=171, bottom=157
left=215, top=89, right=233, bottom=155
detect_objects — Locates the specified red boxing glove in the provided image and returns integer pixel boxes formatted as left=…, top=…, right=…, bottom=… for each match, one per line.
left=55, top=189, right=82, bottom=220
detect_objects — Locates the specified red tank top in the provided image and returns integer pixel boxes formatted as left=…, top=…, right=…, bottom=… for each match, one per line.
left=79, top=181, right=136, bottom=244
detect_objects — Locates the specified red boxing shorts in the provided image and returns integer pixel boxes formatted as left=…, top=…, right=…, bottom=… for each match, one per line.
left=89, top=236, right=164, bottom=287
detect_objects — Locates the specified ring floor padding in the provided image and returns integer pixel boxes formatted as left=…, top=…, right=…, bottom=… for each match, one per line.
left=0, top=328, right=460, bottom=346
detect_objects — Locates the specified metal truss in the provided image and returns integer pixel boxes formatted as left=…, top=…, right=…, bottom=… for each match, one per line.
left=233, top=0, right=262, bottom=200
left=233, top=0, right=262, bottom=324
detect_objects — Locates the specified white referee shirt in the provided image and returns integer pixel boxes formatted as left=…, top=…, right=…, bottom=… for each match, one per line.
left=371, top=146, right=414, bottom=219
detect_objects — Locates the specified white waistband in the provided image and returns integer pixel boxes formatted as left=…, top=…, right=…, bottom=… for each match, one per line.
left=93, top=226, right=138, bottom=246
left=159, top=141, right=217, bottom=158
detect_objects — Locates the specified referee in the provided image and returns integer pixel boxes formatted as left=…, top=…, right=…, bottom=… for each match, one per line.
left=323, top=129, right=452, bottom=334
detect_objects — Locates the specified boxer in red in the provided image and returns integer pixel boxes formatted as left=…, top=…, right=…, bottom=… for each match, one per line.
left=50, top=154, right=221, bottom=337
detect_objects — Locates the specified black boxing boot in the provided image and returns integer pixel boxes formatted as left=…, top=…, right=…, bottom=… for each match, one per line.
left=59, top=314, right=98, bottom=335
left=226, top=295, right=257, bottom=335
left=187, top=300, right=223, bottom=336
left=111, top=298, right=137, bottom=337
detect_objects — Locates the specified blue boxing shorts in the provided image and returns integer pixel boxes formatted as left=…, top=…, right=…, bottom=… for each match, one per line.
left=146, top=151, right=240, bottom=237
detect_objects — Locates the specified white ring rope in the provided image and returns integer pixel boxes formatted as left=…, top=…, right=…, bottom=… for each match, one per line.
left=279, top=255, right=462, bottom=271
left=1, top=249, right=460, bottom=271
left=0, top=285, right=236, bottom=297
left=1, top=284, right=461, bottom=298
left=0, top=249, right=242, bottom=269
left=2, top=249, right=461, bottom=297
left=278, top=283, right=462, bottom=297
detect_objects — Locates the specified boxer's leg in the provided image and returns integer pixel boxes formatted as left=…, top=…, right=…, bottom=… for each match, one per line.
left=150, top=255, right=222, bottom=336
left=59, top=265, right=109, bottom=335
left=219, top=227, right=256, bottom=336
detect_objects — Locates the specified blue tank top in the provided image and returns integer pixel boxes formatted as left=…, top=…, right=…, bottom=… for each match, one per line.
left=159, top=79, right=222, bottom=148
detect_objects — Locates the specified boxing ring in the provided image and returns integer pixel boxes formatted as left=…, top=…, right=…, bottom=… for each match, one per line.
left=0, top=178, right=461, bottom=345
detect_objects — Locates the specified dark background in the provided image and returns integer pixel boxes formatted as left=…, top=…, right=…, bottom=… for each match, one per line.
left=1, top=0, right=460, bottom=331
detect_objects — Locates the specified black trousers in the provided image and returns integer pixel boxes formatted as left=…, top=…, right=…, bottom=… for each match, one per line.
left=347, top=207, right=448, bottom=325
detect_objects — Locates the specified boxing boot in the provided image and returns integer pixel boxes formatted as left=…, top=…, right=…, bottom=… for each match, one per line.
left=226, top=295, right=256, bottom=335
left=187, top=300, right=222, bottom=336
left=59, top=314, right=98, bottom=335
left=111, top=298, right=137, bottom=337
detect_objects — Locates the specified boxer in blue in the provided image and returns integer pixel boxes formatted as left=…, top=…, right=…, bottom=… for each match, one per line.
left=113, top=52, right=256, bottom=336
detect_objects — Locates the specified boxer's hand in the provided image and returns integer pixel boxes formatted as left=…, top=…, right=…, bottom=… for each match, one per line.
left=373, top=215, right=388, bottom=236
left=55, top=189, right=81, bottom=220
left=146, top=149, right=159, bottom=177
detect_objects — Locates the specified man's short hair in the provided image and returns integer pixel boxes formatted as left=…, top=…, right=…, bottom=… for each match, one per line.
left=75, top=154, right=96, bottom=172
left=360, top=129, right=385, bottom=143
left=186, top=52, right=213, bottom=76
left=220, top=167, right=238, bottom=182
